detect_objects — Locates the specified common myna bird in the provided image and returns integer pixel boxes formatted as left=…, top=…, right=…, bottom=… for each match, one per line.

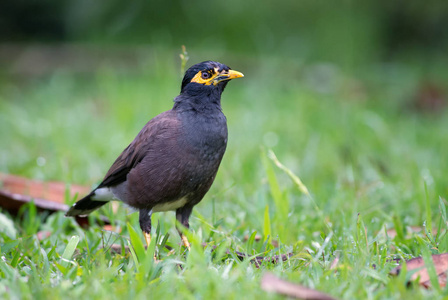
left=66, top=61, right=244, bottom=249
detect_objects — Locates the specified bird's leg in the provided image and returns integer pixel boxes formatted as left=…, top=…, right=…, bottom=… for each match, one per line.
left=144, top=232, right=152, bottom=247
left=139, top=208, right=153, bottom=248
left=181, top=234, right=190, bottom=250
left=176, top=206, right=193, bottom=250
left=139, top=208, right=158, bottom=260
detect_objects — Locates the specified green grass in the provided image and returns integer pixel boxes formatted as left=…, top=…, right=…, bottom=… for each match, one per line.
left=1, top=49, right=448, bottom=299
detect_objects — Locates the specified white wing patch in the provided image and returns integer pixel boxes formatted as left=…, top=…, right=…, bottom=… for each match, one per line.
left=91, top=187, right=119, bottom=201
left=92, top=186, right=188, bottom=212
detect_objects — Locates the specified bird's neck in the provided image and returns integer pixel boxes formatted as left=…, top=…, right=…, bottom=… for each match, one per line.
left=173, top=89, right=222, bottom=113
left=174, top=94, right=228, bottom=162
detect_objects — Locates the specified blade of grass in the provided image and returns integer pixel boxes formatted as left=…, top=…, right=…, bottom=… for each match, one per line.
left=179, top=45, right=189, bottom=76
left=60, top=235, right=80, bottom=268
left=246, top=231, right=257, bottom=254
left=0, top=240, right=19, bottom=255
left=10, top=249, right=21, bottom=268
left=0, top=260, right=16, bottom=279
left=267, top=149, right=310, bottom=196
left=127, top=239, right=139, bottom=271
left=263, top=205, right=272, bottom=246
left=356, top=214, right=369, bottom=255
left=416, top=236, right=441, bottom=291
left=261, top=148, right=287, bottom=219
left=213, top=239, right=230, bottom=262
left=39, top=248, right=50, bottom=277
left=439, top=197, right=447, bottom=225
left=127, top=222, right=146, bottom=263
left=392, top=215, right=405, bottom=243
left=424, top=181, right=432, bottom=234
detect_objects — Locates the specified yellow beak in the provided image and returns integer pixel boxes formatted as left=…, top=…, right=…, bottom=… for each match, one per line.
left=213, top=70, right=244, bottom=85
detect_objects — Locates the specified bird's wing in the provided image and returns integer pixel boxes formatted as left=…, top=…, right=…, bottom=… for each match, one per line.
left=98, top=110, right=179, bottom=188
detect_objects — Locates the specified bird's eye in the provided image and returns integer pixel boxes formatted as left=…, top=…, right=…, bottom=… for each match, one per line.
left=201, top=72, right=211, bottom=79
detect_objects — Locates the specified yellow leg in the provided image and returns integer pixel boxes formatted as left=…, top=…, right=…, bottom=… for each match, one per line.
left=144, top=232, right=159, bottom=261
left=181, top=234, right=191, bottom=250
left=144, top=232, right=151, bottom=248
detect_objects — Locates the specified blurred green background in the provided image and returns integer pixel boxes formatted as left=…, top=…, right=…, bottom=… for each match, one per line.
left=2, top=0, right=448, bottom=67
left=1, top=0, right=448, bottom=225
left=1, top=0, right=448, bottom=220
left=1, top=1, right=448, bottom=298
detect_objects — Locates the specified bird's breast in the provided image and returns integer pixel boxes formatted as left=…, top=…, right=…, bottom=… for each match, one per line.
left=121, top=109, right=228, bottom=210
left=180, top=111, right=228, bottom=162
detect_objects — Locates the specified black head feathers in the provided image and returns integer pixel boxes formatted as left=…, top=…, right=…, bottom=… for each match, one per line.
left=181, top=61, right=231, bottom=93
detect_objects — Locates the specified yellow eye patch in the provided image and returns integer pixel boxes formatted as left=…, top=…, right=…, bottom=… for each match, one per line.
left=190, top=67, right=219, bottom=85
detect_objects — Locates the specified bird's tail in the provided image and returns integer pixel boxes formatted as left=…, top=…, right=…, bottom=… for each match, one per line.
left=65, top=191, right=108, bottom=216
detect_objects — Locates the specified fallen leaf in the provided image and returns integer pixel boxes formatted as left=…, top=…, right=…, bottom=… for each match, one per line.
left=422, top=272, right=446, bottom=289
left=390, top=253, right=448, bottom=288
left=0, top=173, right=109, bottom=227
left=0, top=189, right=69, bottom=213
left=0, top=172, right=89, bottom=213
left=0, top=173, right=90, bottom=204
left=261, top=272, right=336, bottom=300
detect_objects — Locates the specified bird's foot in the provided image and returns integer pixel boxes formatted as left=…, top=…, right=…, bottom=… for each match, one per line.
left=144, top=232, right=158, bottom=261
left=144, top=232, right=152, bottom=247
left=181, top=234, right=191, bottom=251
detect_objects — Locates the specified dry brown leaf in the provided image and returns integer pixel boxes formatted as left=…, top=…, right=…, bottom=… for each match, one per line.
left=0, top=173, right=90, bottom=204
left=0, top=172, right=89, bottom=212
left=261, top=273, right=336, bottom=300
left=390, top=253, right=448, bottom=288
left=0, top=189, right=69, bottom=213
left=0, top=173, right=109, bottom=227
left=421, top=272, right=446, bottom=288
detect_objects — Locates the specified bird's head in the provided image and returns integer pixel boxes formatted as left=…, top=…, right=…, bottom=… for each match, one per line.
left=181, top=61, right=244, bottom=94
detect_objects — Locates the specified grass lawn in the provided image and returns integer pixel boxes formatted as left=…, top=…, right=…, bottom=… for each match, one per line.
left=1, top=48, right=448, bottom=299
